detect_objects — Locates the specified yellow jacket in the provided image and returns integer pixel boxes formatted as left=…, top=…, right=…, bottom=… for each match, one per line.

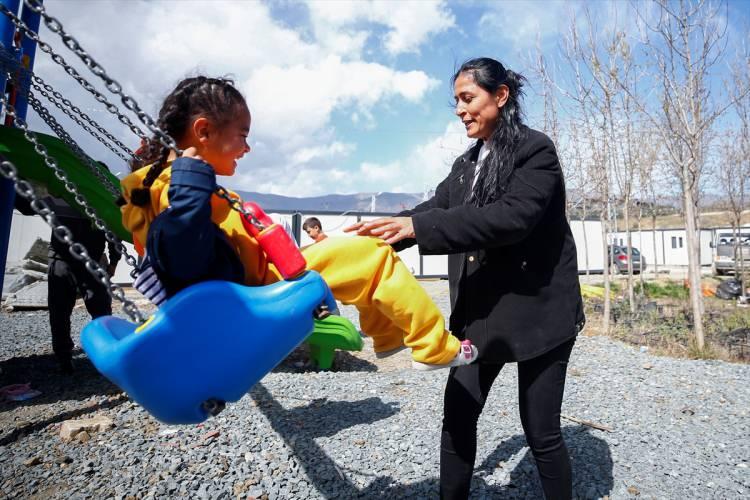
left=120, top=164, right=280, bottom=286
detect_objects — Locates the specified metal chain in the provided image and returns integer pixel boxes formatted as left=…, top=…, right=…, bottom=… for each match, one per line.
left=214, top=187, right=266, bottom=230
left=32, top=73, right=137, bottom=162
left=0, top=3, right=148, bottom=140
left=0, top=94, right=142, bottom=282
left=31, top=79, right=132, bottom=170
left=0, top=157, right=147, bottom=323
left=19, top=0, right=179, bottom=153
left=4, top=1, right=266, bottom=232
left=22, top=85, right=121, bottom=196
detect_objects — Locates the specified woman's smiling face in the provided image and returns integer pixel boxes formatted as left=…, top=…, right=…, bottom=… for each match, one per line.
left=454, top=71, right=508, bottom=141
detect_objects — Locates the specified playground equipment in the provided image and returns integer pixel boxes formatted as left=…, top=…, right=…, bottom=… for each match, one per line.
left=0, top=0, right=362, bottom=423
left=0, top=125, right=129, bottom=241
left=82, top=272, right=337, bottom=424
left=308, top=315, right=363, bottom=370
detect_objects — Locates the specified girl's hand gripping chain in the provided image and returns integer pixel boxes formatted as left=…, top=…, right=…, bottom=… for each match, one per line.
left=240, top=202, right=307, bottom=280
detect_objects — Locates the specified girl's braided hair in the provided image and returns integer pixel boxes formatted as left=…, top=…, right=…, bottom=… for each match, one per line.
left=452, top=58, right=527, bottom=207
left=127, top=76, right=247, bottom=206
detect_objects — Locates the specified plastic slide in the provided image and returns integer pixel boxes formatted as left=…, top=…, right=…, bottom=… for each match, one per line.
left=307, top=315, right=364, bottom=370
left=0, top=125, right=130, bottom=242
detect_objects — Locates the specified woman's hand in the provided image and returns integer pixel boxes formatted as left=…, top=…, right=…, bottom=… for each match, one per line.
left=344, top=216, right=415, bottom=245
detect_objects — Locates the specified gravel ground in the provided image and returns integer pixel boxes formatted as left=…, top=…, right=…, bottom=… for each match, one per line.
left=1, top=280, right=748, bottom=499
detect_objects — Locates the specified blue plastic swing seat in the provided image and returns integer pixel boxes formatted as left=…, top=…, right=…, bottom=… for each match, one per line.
left=81, top=271, right=336, bottom=424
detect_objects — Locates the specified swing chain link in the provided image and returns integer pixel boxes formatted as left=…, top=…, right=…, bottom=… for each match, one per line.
left=19, top=0, right=180, bottom=154
left=0, top=2, right=148, bottom=140
left=9, top=0, right=267, bottom=232
left=25, top=86, right=121, bottom=196
left=0, top=94, right=143, bottom=286
left=32, top=74, right=136, bottom=163
left=0, top=158, right=147, bottom=324
left=214, top=187, right=266, bottom=231
left=4, top=0, right=266, bottom=267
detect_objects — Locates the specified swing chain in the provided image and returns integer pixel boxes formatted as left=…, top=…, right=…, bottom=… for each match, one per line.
left=6, top=1, right=265, bottom=234
left=0, top=3, right=148, bottom=140
left=19, top=0, right=180, bottom=155
left=25, top=87, right=121, bottom=196
left=32, top=74, right=136, bottom=163
left=0, top=158, right=147, bottom=324
left=214, top=187, right=266, bottom=231
left=0, top=94, right=142, bottom=283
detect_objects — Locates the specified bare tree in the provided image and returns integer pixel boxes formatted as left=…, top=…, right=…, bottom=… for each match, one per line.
left=634, top=134, right=663, bottom=289
left=570, top=5, right=642, bottom=313
left=629, top=0, right=740, bottom=350
left=568, top=124, right=596, bottom=275
left=719, top=42, right=750, bottom=296
left=557, top=12, right=617, bottom=333
left=533, top=43, right=594, bottom=270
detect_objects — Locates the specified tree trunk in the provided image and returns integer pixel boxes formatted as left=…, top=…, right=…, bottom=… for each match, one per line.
left=652, top=210, right=659, bottom=276
left=638, top=202, right=645, bottom=290
left=733, top=220, right=747, bottom=299
left=582, top=199, right=590, bottom=276
left=601, top=211, right=611, bottom=335
left=624, top=198, right=635, bottom=313
left=683, top=173, right=705, bottom=350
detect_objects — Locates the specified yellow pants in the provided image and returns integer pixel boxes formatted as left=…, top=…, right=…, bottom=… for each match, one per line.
left=302, top=236, right=459, bottom=365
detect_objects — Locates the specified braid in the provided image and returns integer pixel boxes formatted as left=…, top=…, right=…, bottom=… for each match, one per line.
left=127, top=76, right=246, bottom=206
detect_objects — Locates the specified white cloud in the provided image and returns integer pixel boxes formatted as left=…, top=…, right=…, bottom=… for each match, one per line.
left=249, top=120, right=473, bottom=196
left=478, top=0, right=572, bottom=51
left=26, top=0, right=447, bottom=195
left=306, top=0, right=455, bottom=56
left=290, top=142, right=355, bottom=166
left=244, top=55, right=438, bottom=146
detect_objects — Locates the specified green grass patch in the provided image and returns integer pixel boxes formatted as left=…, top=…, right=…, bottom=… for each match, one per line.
left=634, top=281, right=688, bottom=299
left=590, top=281, right=621, bottom=292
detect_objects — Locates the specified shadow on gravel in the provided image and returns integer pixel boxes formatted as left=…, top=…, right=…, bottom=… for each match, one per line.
left=0, top=349, right=127, bottom=446
left=472, top=426, right=614, bottom=498
left=252, top=382, right=613, bottom=499
left=251, top=383, right=409, bottom=497
left=0, top=350, right=122, bottom=410
left=272, top=344, right=379, bottom=374
left=0, top=393, right=128, bottom=446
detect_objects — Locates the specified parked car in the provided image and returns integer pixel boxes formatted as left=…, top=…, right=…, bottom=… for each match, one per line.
left=710, top=232, right=750, bottom=276
left=607, top=245, right=646, bottom=274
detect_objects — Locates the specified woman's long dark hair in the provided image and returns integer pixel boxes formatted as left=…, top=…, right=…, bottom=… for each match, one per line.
left=452, top=58, right=527, bottom=207
left=127, top=76, right=247, bottom=206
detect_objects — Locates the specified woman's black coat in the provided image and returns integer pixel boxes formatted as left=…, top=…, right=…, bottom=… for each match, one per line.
left=395, top=126, right=584, bottom=363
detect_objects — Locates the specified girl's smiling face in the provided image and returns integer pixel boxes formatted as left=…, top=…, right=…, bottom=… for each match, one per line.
left=191, top=105, right=252, bottom=176
left=454, top=72, right=508, bottom=141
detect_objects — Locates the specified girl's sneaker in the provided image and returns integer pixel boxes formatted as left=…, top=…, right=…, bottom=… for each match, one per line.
left=412, top=340, right=478, bottom=371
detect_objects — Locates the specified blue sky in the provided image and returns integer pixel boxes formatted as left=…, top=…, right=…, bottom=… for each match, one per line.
left=23, top=0, right=750, bottom=197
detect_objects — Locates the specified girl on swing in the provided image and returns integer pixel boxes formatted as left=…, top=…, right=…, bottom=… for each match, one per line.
left=119, top=76, right=477, bottom=370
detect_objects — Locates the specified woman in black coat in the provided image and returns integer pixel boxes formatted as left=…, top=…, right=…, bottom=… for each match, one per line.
left=349, top=58, right=584, bottom=499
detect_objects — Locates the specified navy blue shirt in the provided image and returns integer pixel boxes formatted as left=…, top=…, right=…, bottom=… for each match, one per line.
left=145, top=157, right=245, bottom=298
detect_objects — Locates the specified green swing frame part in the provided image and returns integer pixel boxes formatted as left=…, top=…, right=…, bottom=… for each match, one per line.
left=309, top=315, right=364, bottom=369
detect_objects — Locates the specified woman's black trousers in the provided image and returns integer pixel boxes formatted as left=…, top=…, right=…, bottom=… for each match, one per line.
left=440, top=338, right=575, bottom=500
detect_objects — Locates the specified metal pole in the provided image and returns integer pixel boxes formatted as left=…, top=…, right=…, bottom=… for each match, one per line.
left=13, top=0, right=41, bottom=120
left=0, top=0, right=22, bottom=295
left=291, top=213, right=301, bottom=245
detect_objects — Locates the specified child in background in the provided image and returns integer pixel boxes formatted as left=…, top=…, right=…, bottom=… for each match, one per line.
left=302, top=217, right=327, bottom=243
left=119, top=76, right=477, bottom=370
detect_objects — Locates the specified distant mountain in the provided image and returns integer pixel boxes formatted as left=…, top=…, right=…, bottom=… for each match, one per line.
left=234, top=191, right=428, bottom=214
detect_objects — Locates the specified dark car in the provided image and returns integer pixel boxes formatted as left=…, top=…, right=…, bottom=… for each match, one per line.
left=607, top=245, right=646, bottom=274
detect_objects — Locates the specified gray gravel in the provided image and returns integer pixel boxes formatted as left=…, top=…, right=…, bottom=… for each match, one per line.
left=1, top=281, right=748, bottom=499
